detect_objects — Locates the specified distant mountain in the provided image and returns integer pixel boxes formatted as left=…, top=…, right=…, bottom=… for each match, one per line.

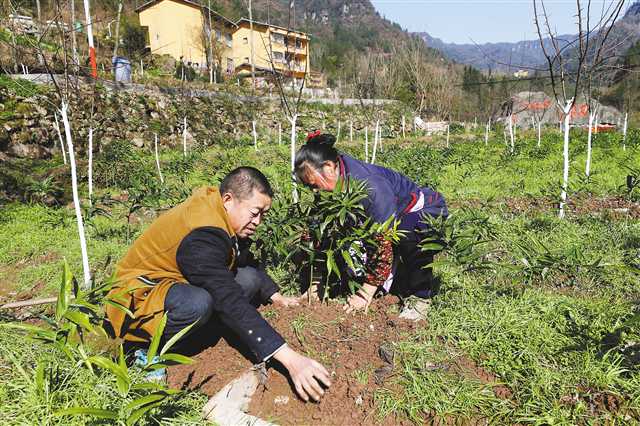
left=416, top=2, right=640, bottom=74
left=416, top=32, right=574, bottom=73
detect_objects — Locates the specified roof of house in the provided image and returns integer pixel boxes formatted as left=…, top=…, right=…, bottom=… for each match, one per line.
left=235, top=17, right=310, bottom=37
left=135, top=0, right=237, bottom=27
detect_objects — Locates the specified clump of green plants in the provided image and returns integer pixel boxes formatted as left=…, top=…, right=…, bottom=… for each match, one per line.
left=1, top=261, right=198, bottom=424
left=254, top=180, right=400, bottom=299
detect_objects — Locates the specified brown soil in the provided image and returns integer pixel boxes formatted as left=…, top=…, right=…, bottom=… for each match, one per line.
left=168, top=296, right=419, bottom=425
left=168, top=296, right=515, bottom=425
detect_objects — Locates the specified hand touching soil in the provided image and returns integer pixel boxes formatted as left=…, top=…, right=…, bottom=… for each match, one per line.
left=344, top=283, right=377, bottom=313
left=273, top=345, right=332, bottom=402
left=270, top=292, right=301, bottom=307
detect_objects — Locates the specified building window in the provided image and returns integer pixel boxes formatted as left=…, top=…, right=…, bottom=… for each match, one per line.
left=296, top=38, right=302, bottom=49
left=215, top=29, right=221, bottom=40
left=244, top=57, right=250, bottom=64
left=227, top=58, right=234, bottom=74
left=243, top=36, right=248, bottom=44
left=270, top=33, right=284, bottom=45
left=225, top=33, right=232, bottom=47
left=273, top=51, right=284, bottom=62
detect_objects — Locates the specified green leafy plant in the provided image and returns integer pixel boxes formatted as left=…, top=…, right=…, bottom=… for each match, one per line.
left=419, top=208, right=495, bottom=273
left=1, top=261, right=196, bottom=425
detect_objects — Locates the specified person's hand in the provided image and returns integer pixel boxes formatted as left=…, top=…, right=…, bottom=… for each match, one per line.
left=343, top=283, right=377, bottom=314
left=273, top=346, right=332, bottom=402
left=270, top=292, right=300, bottom=307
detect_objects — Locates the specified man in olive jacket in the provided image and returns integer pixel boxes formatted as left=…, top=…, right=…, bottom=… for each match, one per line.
left=106, top=167, right=330, bottom=402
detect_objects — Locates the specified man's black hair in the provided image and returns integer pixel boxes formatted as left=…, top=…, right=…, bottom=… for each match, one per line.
left=220, top=167, right=274, bottom=200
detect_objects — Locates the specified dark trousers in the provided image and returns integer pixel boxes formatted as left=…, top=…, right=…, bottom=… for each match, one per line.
left=161, top=266, right=274, bottom=344
left=391, top=230, right=438, bottom=299
left=391, top=199, right=443, bottom=299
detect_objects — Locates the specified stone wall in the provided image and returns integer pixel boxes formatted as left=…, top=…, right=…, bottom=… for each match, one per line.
left=0, top=80, right=410, bottom=160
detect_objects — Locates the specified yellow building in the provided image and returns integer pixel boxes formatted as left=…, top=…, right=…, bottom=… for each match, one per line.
left=136, top=0, right=310, bottom=82
left=136, top=0, right=236, bottom=71
left=232, top=18, right=310, bottom=84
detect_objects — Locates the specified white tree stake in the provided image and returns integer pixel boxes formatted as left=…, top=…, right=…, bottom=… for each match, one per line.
left=446, top=124, right=450, bottom=148
left=371, top=121, right=380, bottom=164
left=61, top=102, right=91, bottom=289
left=365, top=126, right=369, bottom=163
left=349, top=121, right=353, bottom=143
left=559, top=100, right=573, bottom=219
left=88, top=127, right=93, bottom=205
left=290, top=115, right=298, bottom=203
left=586, top=109, right=595, bottom=177
left=183, top=116, right=187, bottom=157
left=537, top=120, right=542, bottom=148
left=154, top=133, right=164, bottom=184
left=508, top=115, right=515, bottom=153
left=252, top=120, right=257, bottom=151
left=402, top=115, right=406, bottom=139
left=337, top=121, right=341, bottom=143
left=484, top=120, right=489, bottom=145
left=278, top=123, right=282, bottom=145
left=623, top=112, right=628, bottom=151
left=54, top=113, right=68, bottom=165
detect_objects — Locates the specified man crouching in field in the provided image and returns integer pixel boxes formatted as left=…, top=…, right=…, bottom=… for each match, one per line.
left=105, top=167, right=331, bottom=402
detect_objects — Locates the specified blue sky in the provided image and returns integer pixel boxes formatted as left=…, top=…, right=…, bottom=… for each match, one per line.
left=370, top=0, right=631, bottom=44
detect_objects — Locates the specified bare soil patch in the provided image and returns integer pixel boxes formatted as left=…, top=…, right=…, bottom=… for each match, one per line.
left=168, top=296, right=418, bottom=425
left=168, top=295, right=516, bottom=425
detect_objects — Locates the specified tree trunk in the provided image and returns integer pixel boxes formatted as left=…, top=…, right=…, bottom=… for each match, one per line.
left=537, top=121, right=541, bottom=148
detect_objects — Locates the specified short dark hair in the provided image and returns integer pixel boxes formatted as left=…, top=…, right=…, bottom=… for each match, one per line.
left=220, top=167, right=274, bottom=200
left=294, top=132, right=339, bottom=181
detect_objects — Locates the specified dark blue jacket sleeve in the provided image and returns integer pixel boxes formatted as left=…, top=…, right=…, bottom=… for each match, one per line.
left=363, top=175, right=397, bottom=224
left=176, top=227, right=285, bottom=360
